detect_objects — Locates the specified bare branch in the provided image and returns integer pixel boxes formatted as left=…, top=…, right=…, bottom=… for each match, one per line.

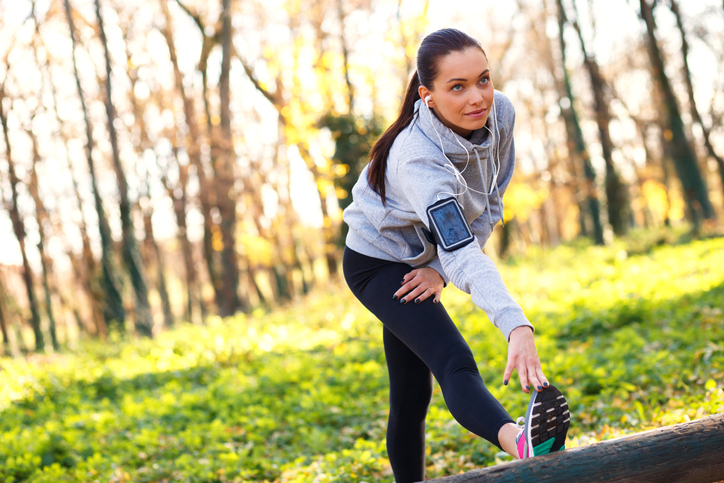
left=174, top=0, right=206, bottom=36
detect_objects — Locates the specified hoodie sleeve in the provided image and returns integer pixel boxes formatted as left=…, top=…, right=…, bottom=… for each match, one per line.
left=400, top=152, right=533, bottom=342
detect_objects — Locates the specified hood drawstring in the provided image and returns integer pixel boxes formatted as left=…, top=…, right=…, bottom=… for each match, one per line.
left=473, top=147, right=505, bottom=229
left=495, top=180, right=505, bottom=228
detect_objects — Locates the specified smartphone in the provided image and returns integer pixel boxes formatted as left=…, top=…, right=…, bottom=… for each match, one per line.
left=425, top=197, right=474, bottom=251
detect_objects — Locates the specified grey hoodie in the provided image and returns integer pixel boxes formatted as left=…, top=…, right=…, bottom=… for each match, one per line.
left=343, top=90, right=533, bottom=341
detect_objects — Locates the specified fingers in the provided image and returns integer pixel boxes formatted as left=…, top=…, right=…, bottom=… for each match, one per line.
left=535, top=365, right=549, bottom=391
left=506, top=365, right=549, bottom=393
left=503, top=360, right=514, bottom=387
left=517, top=364, right=530, bottom=394
left=394, top=269, right=443, bottom=305
left=397, top=286, right=439, bottom=304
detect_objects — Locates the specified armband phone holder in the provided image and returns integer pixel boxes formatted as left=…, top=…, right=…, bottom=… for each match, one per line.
left=423, top=197, right=474, bottom=251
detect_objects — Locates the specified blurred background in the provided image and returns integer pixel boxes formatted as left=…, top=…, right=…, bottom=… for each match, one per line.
left=0, top=0, right=723, bottom=353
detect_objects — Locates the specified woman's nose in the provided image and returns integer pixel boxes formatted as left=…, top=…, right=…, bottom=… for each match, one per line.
left=469, top=88, right=484, bottom=104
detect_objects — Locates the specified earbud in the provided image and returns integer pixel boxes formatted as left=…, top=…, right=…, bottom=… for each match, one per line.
left=425, top=95, right=431, bottom=106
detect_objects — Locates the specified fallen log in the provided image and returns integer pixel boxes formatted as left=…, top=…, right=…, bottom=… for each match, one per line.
left=427, top=412, right=724, bottom=483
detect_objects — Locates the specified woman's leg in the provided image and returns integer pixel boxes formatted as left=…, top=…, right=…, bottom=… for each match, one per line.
left=383, top=326, right=433, bottom=483
left=343, top=248, right=514, bottom=480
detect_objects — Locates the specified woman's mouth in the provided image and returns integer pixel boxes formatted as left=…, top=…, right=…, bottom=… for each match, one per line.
left=465, top=108, right=487, bottom=119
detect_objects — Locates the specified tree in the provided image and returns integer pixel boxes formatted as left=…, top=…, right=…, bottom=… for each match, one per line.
left=158, top=0, right=215, bottom=319
left=26, top=125, right=60, bottom=351
left=0, top=84, right=44, bottom=352
left=555, top=0, right=604, bottom=244
left=639, top=0, right=715, bottom=228
left=215, top=0, right=243, bottom=315
left=94, top=0, right=154, bottom=337
left=63, top=0, right=126, bottom=333
left=564, top=1, right=631, bottom=236
left=0, top=272, right=11, bottom=356
left=668, top=0, right=724, bottom=206
left=118, top=13, right=175, bottom=329
left=169, top=0, right=247, bottom=315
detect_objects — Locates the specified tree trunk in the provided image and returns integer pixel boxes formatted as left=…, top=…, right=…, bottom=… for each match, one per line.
left=639, top=0, right=715, bottom=227
left=337, top=0, right=354, bottom=113
left=94, top=0, right=153, bottom=337
left=27, top=132, right=60, bottom=351
left=64, top=0, right=125, bottom=334
left=0, top=272, right=11, bottom=356
left=428, top=413, right=724, bottom=483
left=215, top=0, right=243, bottom=316
left=161, top=0, right=224, bottom=313
left=669, top=0, right=724, bottom=208
left=122, top=35, right=175, bottom=330
left=556, top=0, right=604, bottom=245
left=161, top=153, right=204, bottom=324
left=566, top=9, right=631, bottom=236
left=0, top=93, right=44, bottom=352
left=142, top=208, right=174, bottom=328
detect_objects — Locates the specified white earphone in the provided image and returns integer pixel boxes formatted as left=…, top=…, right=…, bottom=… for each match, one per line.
left=425, top=95, right=431, bottom=105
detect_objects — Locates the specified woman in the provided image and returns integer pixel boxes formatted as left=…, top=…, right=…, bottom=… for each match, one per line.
left=342, top=28, right=569, bottom=482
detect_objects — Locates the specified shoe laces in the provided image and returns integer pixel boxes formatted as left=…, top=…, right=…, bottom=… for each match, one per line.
left=516, top=416, right=526, bottom=429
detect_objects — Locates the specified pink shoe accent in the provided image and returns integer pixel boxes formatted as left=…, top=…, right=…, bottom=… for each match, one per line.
left=517, top=431, right=528, bottom=459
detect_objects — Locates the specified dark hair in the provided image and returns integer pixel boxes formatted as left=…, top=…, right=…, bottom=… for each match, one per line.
left=367, top=28, right=485, bottom=204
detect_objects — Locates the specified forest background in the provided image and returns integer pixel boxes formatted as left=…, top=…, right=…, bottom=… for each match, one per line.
left=0, top=0, right=723, bottom=349
left=1, top=0, right=724, bottom=481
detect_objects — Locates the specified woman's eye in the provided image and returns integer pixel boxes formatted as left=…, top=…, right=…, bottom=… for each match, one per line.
left=452, top=84, right=463, bottom=91
left=479, top=77, right=490, bottom=85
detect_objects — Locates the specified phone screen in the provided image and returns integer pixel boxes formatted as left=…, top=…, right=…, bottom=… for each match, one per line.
left=427, top=198, right=474, bottom=251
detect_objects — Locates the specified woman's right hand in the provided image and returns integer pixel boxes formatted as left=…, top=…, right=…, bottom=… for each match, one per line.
left=394, top=267, right=444, bottom=305
left=504, top=326, right=548, bottom=394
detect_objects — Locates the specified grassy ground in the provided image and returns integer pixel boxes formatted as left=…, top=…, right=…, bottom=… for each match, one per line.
left=1, top=230, right=723, bottom=482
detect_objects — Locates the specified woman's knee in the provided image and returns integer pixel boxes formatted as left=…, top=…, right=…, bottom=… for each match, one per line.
left=389, top=372, right=433, bottom=422
left=438, top=348, right=480, bottom=386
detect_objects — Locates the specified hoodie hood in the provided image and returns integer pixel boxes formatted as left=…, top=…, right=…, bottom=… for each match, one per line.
left=413, top=98, right=494, bottom=163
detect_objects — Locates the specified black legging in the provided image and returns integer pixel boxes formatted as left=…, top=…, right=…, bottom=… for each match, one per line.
left=343, top=247, right=514, bottom=483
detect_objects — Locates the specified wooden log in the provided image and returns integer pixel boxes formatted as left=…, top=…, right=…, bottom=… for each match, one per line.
left=427, top=413, right=724, bottom=483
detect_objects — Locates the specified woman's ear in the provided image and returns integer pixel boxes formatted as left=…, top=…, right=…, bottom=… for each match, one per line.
left=418, top=86, right=433, bottom=108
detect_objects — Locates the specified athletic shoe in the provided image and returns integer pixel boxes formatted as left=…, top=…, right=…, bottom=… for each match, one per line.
left=516, top=384, right=570, bottom=459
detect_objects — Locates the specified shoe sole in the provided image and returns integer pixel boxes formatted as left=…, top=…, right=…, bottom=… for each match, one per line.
left=524, top=384, right=570, bottom=456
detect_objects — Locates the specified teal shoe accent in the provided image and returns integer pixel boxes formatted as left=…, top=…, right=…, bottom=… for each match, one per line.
left=533, top=437, right=555, bottom=455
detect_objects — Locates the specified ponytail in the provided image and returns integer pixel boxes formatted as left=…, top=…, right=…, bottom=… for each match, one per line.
left=367, top=71, right=421, bottom=205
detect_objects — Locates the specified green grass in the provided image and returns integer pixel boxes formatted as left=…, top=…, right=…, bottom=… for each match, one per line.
left=1, top=232, right=723, bottom=482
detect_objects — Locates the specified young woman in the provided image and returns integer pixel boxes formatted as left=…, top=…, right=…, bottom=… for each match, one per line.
left=342, top=29, right=569, bottom=482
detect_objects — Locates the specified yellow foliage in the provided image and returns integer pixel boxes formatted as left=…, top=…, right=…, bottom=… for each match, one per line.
left=668, top=192, right=685, bottom=221
left=502, top=182, right=549, bottom=223
left=335, top=188, right=348, bottom=200
left=641, top=179, right=668, bottom=223
left=333, top=164, right=350, bottom=177
left=241, top=233, right=274, bottom=268
left=211, top=229, right=224, bottom=252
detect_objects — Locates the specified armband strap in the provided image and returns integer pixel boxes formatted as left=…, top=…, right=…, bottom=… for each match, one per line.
left=425, top=197, right=475, bottom=252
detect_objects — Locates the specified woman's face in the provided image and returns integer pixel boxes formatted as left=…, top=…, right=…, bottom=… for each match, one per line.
left=421, top=48, right=494, bottom=138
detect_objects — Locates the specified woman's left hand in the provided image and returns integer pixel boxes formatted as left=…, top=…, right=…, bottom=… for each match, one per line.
left=394, top=267, right=444, bottom=305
